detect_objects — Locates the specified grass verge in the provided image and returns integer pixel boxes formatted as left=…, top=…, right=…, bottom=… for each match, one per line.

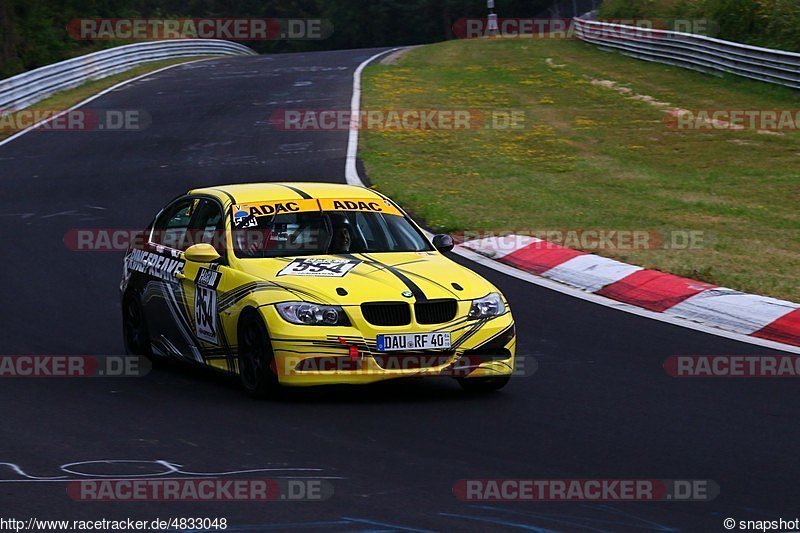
left=360, top=38, right=800, bottom=302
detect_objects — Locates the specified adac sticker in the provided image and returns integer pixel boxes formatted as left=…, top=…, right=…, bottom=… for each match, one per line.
left=318, top=198, right=402, bottom=216
left=232, top=199, right=320, bottom=228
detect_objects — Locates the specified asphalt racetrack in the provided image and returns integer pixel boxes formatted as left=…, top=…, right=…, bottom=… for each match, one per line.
left=1, top=49, right=798, bottom=532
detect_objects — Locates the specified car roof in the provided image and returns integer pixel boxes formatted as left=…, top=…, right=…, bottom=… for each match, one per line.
left=189, top=182, right=385, bottom=204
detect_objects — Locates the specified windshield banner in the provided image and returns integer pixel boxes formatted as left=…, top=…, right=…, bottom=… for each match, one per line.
left=233, top=198, right=403, bottom=228
left=232, top=199, right=321, bottom=228
left=318, top=198, right=402, bottom=217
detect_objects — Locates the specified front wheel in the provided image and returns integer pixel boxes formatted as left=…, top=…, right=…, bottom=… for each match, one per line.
left=457, top=375, right=510, bottom=393
left=237, top=313, right=280, bottom=399
left=122, top=291, right=152, bottom=358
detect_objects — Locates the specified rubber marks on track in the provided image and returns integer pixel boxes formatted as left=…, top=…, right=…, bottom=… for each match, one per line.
left=462, top=235, right=800, bottom=348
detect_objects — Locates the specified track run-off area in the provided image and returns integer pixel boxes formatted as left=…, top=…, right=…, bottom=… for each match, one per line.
left=0, top=48, right=798, bottom=532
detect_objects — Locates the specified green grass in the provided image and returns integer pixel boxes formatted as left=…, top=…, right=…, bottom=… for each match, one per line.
left=360, top=38, right=800, bottom=301
left=0, top=57, right=213, bottom=141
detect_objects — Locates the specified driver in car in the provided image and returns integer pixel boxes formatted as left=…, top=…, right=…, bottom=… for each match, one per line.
left=329, top=217, right=353, bottom=254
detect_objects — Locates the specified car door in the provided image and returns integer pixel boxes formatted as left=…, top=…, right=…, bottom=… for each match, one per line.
left=142, top=197, right=200, bottom=362
left=178, top=197, right=237, bottom=371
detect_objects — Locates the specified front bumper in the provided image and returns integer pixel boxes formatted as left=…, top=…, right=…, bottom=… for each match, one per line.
left=261, top=303, right=516, bottom=386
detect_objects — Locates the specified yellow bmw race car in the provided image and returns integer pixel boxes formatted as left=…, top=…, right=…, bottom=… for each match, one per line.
left=121, top=182, right=516, bottom=397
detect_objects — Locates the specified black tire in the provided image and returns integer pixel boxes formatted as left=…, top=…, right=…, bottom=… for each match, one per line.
left=237, top=312, right=280, bottom=399
left=122, top=291, right=153, bottom=358
left=457, top=375, right=511, bottom=393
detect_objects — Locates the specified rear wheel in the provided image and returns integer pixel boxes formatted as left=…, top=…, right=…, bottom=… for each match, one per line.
left=457, top=375, right=510, bottom=393
left=122, top=291, right=152, bottom=358
left=238, top=313, right=280, bottom=399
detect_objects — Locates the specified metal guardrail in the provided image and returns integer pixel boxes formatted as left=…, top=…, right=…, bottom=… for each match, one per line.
left=0, top=39, right=257, bottom=112
left=573, top=18, right=800, bottom=90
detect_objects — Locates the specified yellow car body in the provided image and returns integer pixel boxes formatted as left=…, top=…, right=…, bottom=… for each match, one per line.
left=121, top=183, right=515, bottom=394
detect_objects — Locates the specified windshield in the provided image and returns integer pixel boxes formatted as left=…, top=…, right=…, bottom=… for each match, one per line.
left=232, top=210, right=432, bottom=258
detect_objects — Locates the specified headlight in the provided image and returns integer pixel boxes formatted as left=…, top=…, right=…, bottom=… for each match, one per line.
left=468, top=293, right=505, bottom=319
left=275, top=302, right=350, bottom=326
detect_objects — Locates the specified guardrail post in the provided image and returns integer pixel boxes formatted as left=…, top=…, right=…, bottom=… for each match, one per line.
left=487, top=0, right=499, bottom=36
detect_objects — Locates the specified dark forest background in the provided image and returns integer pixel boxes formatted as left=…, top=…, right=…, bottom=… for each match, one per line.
left=0, top=0, right=599, bottom=78
left=5, top=0, right=794, bottom=79
left=599, top=0, right=800, bottom=53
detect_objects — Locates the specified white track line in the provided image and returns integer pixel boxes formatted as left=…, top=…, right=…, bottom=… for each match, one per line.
left=345, top=48, right=402, bottom=186
left=0, top=58, right=215, bottom=148
left=345, top=48, right=800, bottom=355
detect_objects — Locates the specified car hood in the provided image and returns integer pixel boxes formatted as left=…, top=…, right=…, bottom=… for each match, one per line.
left=235, top=251, right=498, bottom=304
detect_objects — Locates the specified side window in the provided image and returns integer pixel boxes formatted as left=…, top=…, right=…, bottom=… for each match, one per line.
left=189, top=199, right=225, bottom=254
left=151, top=198, right=196, bottom=251
left=355, top=211, right=376, bottom=250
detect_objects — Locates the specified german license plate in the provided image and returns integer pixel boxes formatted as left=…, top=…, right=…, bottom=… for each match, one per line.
left=376, top=332, right=451, bottom=352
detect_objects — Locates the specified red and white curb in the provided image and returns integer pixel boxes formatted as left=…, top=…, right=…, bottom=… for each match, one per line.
left=347, top=49, right=800, bottom=354
left=461, top=235, right=800, bottom=350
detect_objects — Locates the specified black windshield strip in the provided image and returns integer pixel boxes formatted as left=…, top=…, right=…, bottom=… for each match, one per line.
left=211, top=188, right=237, bottom=205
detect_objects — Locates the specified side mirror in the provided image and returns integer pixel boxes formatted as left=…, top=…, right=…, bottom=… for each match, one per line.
left=432, top=234, right=454, bottom=253
left=184, top=243, right=222, bottom=263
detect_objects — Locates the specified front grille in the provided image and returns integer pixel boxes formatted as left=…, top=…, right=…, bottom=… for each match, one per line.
left=361, top=302, right=411, bottom=326
left=414, top=299, right=458, bottom=324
